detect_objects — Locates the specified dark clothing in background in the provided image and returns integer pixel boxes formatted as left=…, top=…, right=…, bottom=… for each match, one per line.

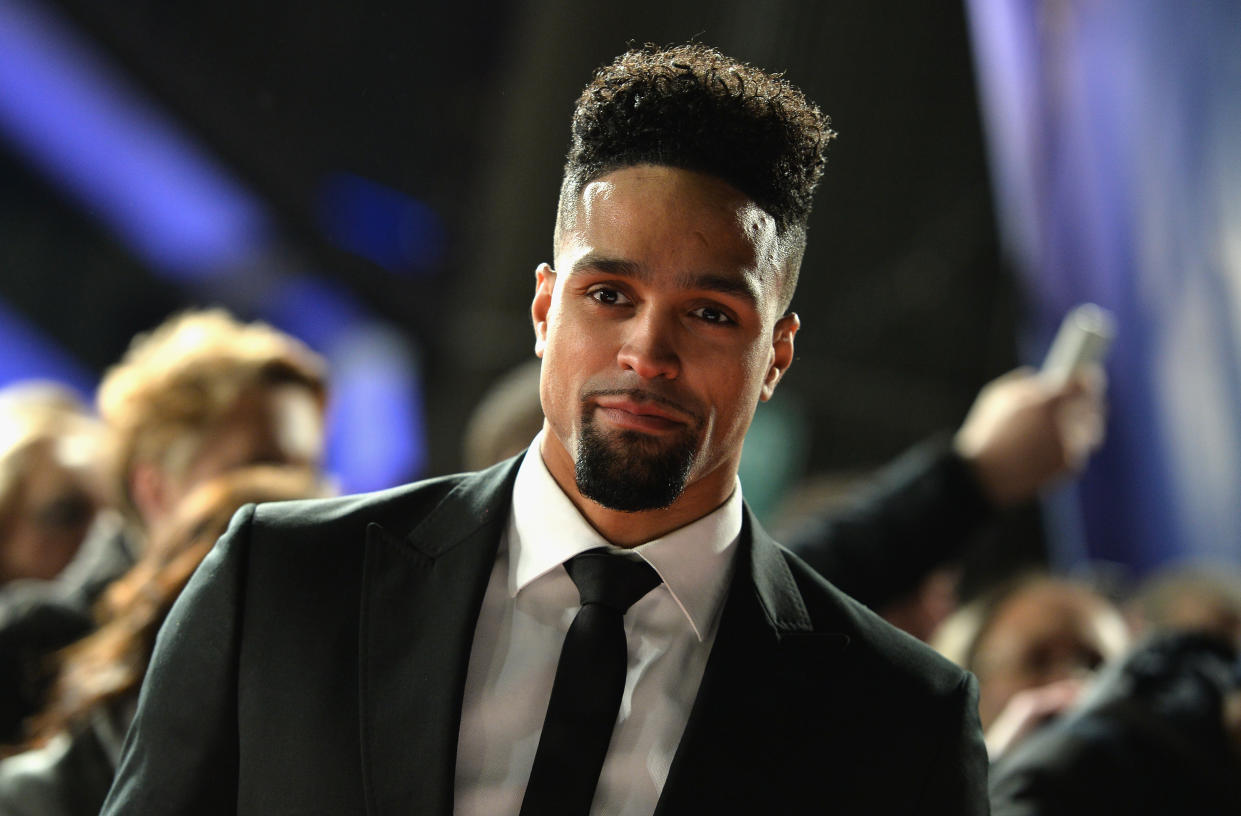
left=0, top=518, right=137, bottom=743
left=0, top=695, right=133, bottom=816
left=101, top=454, right=989, bottom=815
left=784, top=437, right=992, bottom=611
left=990, top=632, right=1241, bottom=816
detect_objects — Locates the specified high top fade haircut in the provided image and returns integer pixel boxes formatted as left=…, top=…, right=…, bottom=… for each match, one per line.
left=556, top=42, right=835, bottom=312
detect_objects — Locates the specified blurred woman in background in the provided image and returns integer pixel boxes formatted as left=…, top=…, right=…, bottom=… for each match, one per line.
left=933, top=572, right=1130, bottom=759
left=0, top=383, right=106, bottom=587
left=0, top=464, right=325, bottom=816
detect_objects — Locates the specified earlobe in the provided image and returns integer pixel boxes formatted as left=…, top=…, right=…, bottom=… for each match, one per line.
left=760, top=312, right=800, bottom=401
left=531, top=263, right=556, bottom=357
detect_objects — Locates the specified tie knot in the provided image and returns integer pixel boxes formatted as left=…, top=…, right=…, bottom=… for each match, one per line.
left=565, top=550, right=661, bottom=613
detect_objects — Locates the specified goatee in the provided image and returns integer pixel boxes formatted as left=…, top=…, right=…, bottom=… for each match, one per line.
left=574, top=418, right=696, bottom=512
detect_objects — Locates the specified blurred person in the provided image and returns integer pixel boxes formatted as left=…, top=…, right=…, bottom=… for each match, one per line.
left=990, top=631, right=1241, bottom=815
left=0, top=384, right=108, bottom=744
left=1127, top=560, right=1241, bottom=647
left=781, top=365, right=1106, bottom=617
left=461, top=358, right=544, bottom=471
left=0, top=383, right=105, bottom=586
left=103, top=43, right=989, bottom=815
left=0, top=309, right=328, bottom=743
left=0, top=465, right=326, bottom=816
left=97, top=308, right=328, bottom=542
left=933, top=572, right=1129, bottom=759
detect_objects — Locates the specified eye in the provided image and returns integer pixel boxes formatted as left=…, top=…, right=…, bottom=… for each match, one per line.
left=690, top=305, right=735, bottom=325
left=588, top=286, right=631, bottom=306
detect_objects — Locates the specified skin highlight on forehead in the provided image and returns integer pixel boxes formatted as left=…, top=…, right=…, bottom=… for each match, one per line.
left=735, top=201, right=783, bottom=309
left=556, top=166, right=787, bottom=319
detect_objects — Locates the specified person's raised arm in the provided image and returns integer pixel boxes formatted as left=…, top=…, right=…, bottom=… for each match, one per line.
left=785, top=366, right=1106, bottom=610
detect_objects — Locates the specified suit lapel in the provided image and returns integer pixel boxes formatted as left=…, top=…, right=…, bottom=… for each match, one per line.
left=358, top=458, right=521, bottom=816
left=655, top=508, right=851, bottom=814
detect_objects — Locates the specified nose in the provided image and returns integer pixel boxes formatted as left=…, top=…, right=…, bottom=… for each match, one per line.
left=617, top=309, right=680, bottom=380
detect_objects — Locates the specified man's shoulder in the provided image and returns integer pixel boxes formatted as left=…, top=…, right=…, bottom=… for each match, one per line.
left=246, top=455, right=522, bottom=543
left=777, top=542, right=970, bottom=698
left=251, top=473, right=465, bottom=531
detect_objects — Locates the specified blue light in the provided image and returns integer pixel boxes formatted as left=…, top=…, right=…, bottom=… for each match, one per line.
left=261, top=276, right=367, bottom=353
left=259, top=278, right=428, bottom=491
left=317, top=172, right=445, bottom=275
left=0, top=0, right=429, bottom=493
left=0, top=297, right=94, bottom=397
left=323, top=324, right=428, bottom=492
left=0, top=0, right=270, bottom=278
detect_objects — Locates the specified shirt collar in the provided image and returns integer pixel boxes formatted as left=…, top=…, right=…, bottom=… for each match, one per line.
left=509, top=431, right=742, bottom=642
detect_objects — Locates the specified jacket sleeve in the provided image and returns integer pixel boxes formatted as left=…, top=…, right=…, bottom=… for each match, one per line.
left=917, top=671, right=991, bottom=815
left=100, top=504, right=255, bottom=815
left=782, top=436, right=993, bottom=610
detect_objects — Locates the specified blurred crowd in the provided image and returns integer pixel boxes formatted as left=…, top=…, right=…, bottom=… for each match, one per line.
left=2, top=306, right=1239, bottom=814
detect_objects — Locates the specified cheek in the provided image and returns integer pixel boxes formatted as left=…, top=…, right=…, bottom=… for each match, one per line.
left=536, top=334, right=581, bottom=428
left=543, top=306, right=612, bottom=382
left=719, top=346, right=775, bottom=410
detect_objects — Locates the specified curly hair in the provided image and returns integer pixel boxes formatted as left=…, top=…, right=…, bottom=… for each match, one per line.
left=558, top=43, right=834, bottom=307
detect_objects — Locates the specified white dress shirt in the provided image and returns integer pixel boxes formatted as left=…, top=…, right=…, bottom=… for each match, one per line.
left=453, top=432, right=742, bottom=816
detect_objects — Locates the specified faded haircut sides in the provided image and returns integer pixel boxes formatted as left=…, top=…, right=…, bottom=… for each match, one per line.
left=556, top=43, right=835, bottom=311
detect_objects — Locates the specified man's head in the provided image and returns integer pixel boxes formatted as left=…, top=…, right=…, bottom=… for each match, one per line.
left=534, top=44, right=832, bottom=531
left=97, top=309, right=328, bottom=534
left=555, top=43, right=833, bottom=313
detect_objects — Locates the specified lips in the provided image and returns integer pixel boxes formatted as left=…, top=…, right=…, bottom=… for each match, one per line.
left=590, top=393, right=693, bottom=434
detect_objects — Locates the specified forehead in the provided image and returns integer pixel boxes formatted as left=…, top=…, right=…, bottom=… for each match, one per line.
left=558, top=166, right=783, bottom=302
left=983, top=584, right=1111, bottom=652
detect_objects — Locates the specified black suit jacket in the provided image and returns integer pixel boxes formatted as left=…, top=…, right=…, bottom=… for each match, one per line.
left=101, top=456, right=988, bottom=815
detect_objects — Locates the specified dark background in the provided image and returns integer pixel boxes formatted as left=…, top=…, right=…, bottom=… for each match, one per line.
left=1, top=0, right=1027, bottom=555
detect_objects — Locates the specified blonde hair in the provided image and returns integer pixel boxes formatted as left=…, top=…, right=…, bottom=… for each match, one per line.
left=96, top=309, right=327, bottom=520
left=0, top=382, right=102, bottom=536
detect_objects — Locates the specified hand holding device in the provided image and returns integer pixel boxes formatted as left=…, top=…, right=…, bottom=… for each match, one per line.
left=1041, top=304, right=1115, bottom=388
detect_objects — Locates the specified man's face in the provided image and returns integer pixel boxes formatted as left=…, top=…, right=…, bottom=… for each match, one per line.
left=533, top=164, right=798, bottom=514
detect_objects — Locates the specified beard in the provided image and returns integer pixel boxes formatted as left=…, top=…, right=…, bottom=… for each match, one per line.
left=574, top=412, right=698, bottom=512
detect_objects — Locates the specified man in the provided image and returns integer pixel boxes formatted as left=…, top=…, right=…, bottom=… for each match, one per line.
left=462, top=354, right=1107, bottom=633
left=103, top=44, right=987, bottom=814
left=0, top=309, right=327, bottom=743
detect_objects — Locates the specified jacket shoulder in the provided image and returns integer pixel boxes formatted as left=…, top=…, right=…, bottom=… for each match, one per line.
left=250, top=472, right=468, bottom=535
left=243, top=454, right=522, bottom=545
left=781, top=543, right=969, bottom=697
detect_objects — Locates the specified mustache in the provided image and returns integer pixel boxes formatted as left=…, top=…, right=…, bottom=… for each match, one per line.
left=581, top=387, right=704, bottom=426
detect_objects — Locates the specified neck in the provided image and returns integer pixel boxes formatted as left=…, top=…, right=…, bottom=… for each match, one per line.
left=537, top=431, right=737, bottom=548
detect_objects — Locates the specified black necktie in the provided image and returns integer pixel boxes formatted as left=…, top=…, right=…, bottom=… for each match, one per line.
left=518, top=549, right=662, bottom=816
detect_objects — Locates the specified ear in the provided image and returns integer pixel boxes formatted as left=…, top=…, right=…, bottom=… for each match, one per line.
left=760, top=312, right=800, bottom=402
left=531, top=263, right=557, bottom=358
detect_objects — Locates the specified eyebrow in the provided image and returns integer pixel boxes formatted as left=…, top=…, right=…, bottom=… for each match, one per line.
left=571, top=254, right=761, bottom=305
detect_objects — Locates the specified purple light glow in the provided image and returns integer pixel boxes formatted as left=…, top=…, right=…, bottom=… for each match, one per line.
left=0, top=297, right=94, bottom=397
left=0, top=0, right=269, bottom=277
